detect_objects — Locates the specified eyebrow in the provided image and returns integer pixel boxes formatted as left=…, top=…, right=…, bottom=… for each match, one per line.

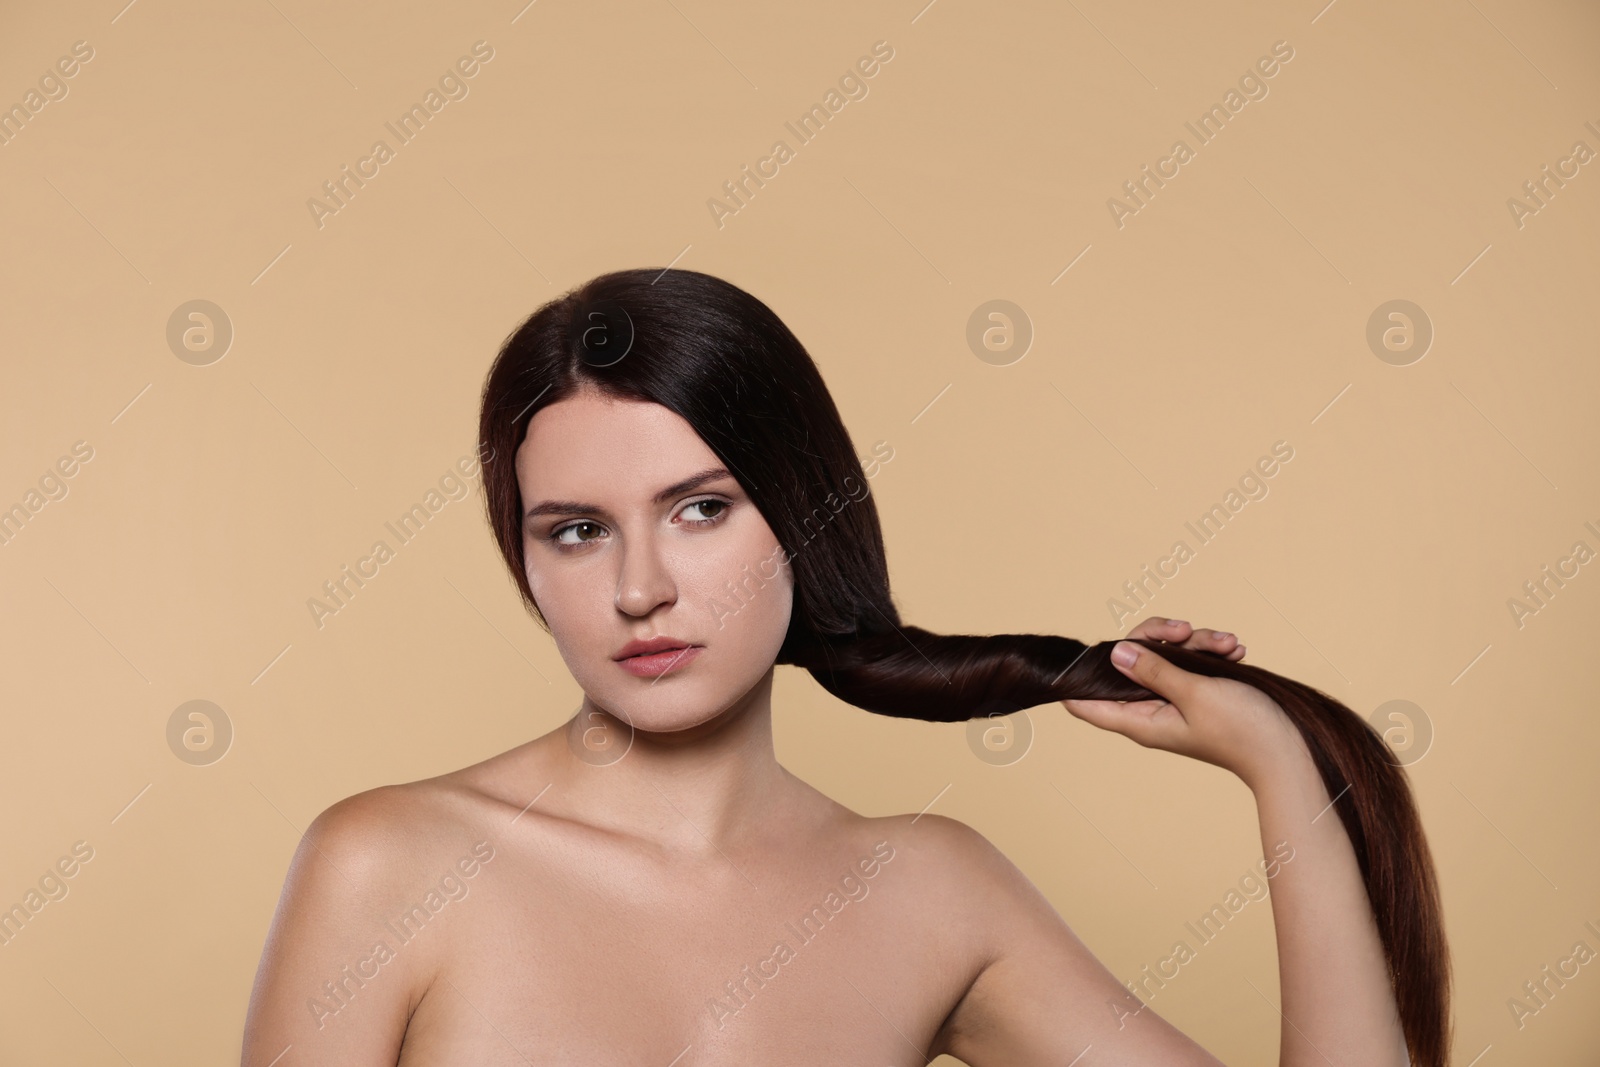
left=523, top=466, right=735, bottom=523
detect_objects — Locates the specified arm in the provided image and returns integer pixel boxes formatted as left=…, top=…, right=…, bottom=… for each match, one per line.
left=240, top=790, right=431, bottom=1067
left=924, top=814, right=1229, bottom=1065
left=1246, top=738, right=1410, bottom=1065
left=1063, top=640, right=1409, bottom=1065
left=934, top=641, right=1408, bottom=1065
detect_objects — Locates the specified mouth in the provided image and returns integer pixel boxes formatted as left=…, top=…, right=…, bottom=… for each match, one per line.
left=615, top=644, right=702, bottom=678
left=613, top=635, right=696, bottom=661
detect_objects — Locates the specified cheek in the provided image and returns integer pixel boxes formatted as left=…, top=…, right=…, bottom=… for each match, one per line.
left=526, top=556, right=605, bottom=640
left=671, top=536, right=789, bottom=632
left=681, top=540, right=747, bottom=592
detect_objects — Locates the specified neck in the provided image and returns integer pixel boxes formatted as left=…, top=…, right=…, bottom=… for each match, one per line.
left=540, top=667, right=792, bottom=853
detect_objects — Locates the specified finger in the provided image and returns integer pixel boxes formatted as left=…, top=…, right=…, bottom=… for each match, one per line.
left=1062, top=697, right=1137, bottom=722
left=1226, top=643, right=1246, bottom=661
left=1109, top=640, right=1197, bottom=706
left=1180, top=628, right=1239, bottom=654
left=1126, top=616, right=1192, bottom=642
left=1061, top=697, right=1173, bottom=748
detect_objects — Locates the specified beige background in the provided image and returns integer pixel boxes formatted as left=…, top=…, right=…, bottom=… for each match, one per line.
left=2, top=0, right=1597, bottom=1063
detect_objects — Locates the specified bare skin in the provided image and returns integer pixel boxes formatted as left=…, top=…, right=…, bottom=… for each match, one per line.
left=241, top=389, right=1403, bottom=1066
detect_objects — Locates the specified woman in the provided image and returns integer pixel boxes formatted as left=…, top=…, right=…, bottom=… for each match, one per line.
left=241, top=268, right=1449, bottom=1066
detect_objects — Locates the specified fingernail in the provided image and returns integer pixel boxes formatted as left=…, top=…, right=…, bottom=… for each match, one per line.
left=1217, top=632, right=1233, bottom=640
left=1167, top=618, right=1188, bottom=626
left=1111, top=642, right=1139, bottom=668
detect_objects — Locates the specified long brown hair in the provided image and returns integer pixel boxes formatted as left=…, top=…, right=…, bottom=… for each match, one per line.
left=477, top=267, right=1452, bottom=1066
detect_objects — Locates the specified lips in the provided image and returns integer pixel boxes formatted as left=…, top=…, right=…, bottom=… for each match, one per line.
left=613, top=635, right=696, bottom=661
left=616, top=644, right=702, bottom=678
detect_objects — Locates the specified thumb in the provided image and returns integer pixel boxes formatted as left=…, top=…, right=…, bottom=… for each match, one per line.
left=1109, top=640, right=1192, bottom=705
left=1060, top=695, right=1153, bottom=739
left=1061, top=695, right=1171, bottom=749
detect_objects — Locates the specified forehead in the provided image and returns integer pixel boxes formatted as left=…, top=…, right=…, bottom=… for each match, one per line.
left=515, top=391, right=719, bottom=494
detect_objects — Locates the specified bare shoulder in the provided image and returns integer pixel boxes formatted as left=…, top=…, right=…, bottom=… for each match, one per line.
left=303, top=735, right=551, bottom=857
left=286, top=770, right=514, bottom=925
left=862, top=811, right=1225, bottom=1066
left=861, top=810, right=1042, bottom=903
left=302, top=774, right=493, bottom=862
left=845, top=811, right=1043, bottom=976
left=879, top=810, right=1095, bottom=939
left=240, top=775, right=504, bottom=1067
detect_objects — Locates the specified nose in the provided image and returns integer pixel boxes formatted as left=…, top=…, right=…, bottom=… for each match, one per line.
left=614, top=528, right=677, bottom=616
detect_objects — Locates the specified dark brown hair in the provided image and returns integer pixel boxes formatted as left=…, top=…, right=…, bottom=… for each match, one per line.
left=477, top=267, right=1451, bottom=1066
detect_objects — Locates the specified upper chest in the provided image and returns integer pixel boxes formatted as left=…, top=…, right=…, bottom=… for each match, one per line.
left=394, top=820, right=978, bottom=1065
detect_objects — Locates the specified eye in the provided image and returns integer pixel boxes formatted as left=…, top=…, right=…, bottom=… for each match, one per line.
left=680, top=498, right=730, bottom=525
left=544, top=498, right=732, bottom=553
left=549, top=520, right=606, bottom=549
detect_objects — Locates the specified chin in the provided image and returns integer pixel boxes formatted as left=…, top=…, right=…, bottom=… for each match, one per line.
left=585, top=667, right=755, bottom=734
left=636, top=709, right=726, bottom=735
left=602, top=696, right=728, bottom=735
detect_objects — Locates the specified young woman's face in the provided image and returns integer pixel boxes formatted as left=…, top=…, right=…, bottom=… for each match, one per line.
left=516, top=387, right=794, bottom=733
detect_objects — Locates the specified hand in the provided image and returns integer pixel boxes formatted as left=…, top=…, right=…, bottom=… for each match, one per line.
left=1061, top=638, right=1307, bottom=790
left=1123, top=615, right=1246, bottom=661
